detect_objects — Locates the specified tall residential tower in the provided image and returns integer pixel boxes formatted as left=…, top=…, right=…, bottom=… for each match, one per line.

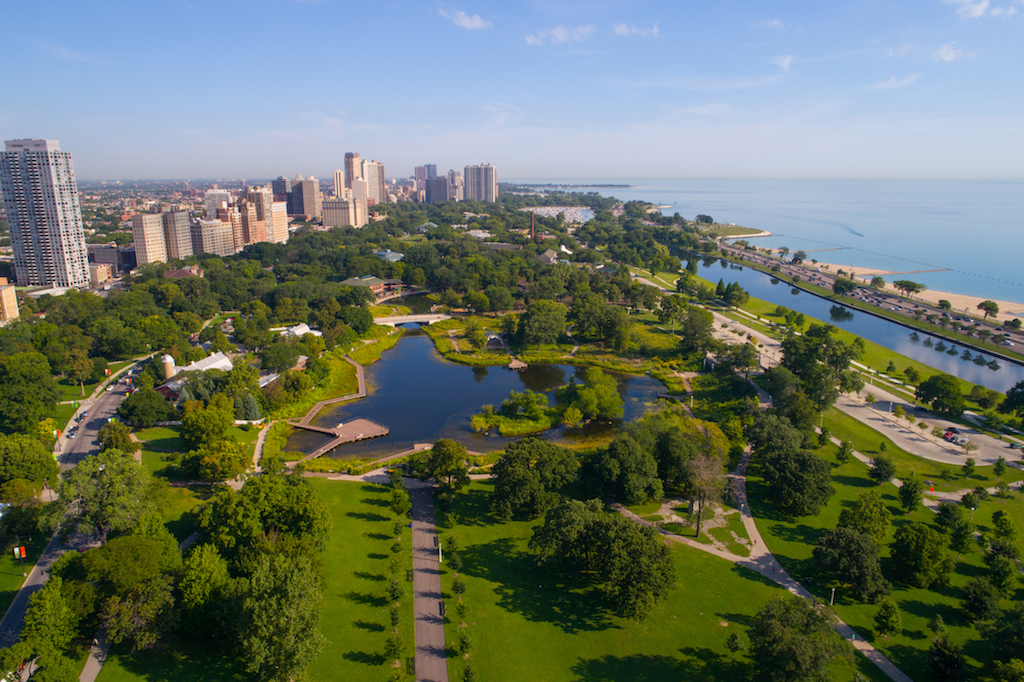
left=464, top=163, right=498, bottom=203
left=0, top=139, right=89, bottom=287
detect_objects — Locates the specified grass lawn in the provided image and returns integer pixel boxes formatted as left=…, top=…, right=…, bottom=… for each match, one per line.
left=272, top=348, right=360, bottom=421
left=441, top=481, right=880, bottom=682
left=135, top=427, right=182, bottom=452
left=96, top=641, right=248, bottom=682
left=0, top=532, right=53, bottom=616
left=823, top=408, right=1024, bottom=493
left=97, top=479, right=414, bottom=682
left=56, top=377, right=101, bottom=401
left=306, top=479, right=415, bottom=680
left=747, top=445, right=1018, bottom=680
left=349, top=329, right=404, bottom=366
left=51, top=402, right=78, bottom=432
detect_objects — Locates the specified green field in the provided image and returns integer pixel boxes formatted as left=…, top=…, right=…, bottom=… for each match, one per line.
left=747, top=442, right=1019, bottom=679
left=441, top=480, right=881, bottom=682
left=97, top=479, right=413, bottom=681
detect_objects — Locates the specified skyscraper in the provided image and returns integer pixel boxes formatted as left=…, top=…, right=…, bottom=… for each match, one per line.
left=0, top=139, right=89, bottom=287
left=414, top=164, right=437, bottom=191
left=131, top=213, right=168, bottom=265
left=361, top=159, right=386, bottom=205
left=162, top=211, right=192, bottom=260
left=204, top=188, right=231, bottom=218
left=464, top=163, right=498, bottom=202
left=344, top=152, right=362, bottom=190
left=334, top=169, right=344, bottom=197
left=425, top=176, right=449, bottom=203
left=290, top=177, right=322, bottom=219
left=447, top=169, right=464, bottom=201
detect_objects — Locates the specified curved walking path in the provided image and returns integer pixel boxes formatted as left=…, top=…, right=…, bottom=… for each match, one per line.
left=613, top=448, right=912, bottom=682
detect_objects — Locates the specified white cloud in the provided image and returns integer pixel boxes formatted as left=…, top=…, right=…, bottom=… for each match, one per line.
left=991, top=5, right=1019, bottom=15
left=944, top=0, right=990, bottom=17
left=438, top=7, right=492, bottom=29
left=757, top=19, right=784, bottom=29
left=524, top=25, right=595, bottom=46
left=866, top=73, right=921, bottom=89
left=932, top=42, right=964, bottom=61
left=772, top=55, right=794, bottom=71
left=886, top=44, right=914, bottom=58
left=614, top=23, right=660, bottom=38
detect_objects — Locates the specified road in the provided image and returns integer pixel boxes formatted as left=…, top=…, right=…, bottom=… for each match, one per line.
left=409, top=486, right=448, bottom=682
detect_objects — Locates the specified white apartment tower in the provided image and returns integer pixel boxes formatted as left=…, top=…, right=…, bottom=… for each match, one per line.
left=464, top=163, right=498, bottom=202
left=131, top=213, right=168, bottom=265
left=334, top=169, right=344, bottom=197
left=361, top=159, right=386, bottom=205
left=163, top=211, right=192, bottom=260
left=0, top=139, right=90, bottom=287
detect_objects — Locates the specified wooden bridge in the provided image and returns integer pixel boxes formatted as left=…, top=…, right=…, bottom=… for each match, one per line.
left=373, top=313, right=451, bottom=327
left=287, top=418, right=390, bottom=461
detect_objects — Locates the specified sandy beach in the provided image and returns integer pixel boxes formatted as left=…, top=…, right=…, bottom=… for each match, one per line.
left=810, top=260, right=1024, bottom=322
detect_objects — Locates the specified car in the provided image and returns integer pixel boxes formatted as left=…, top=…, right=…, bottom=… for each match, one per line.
left=1009, top=443, right=1023, bottom=450
left=105, top=385, right=115, bottom=392
left=946, top=427, right=961, bottom=434
left=914, top=406, right=928, bottom=412
left=1006, top=341, right=1015, bottom=347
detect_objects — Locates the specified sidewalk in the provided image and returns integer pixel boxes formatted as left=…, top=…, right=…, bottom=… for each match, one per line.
left=409, top=485, right=449, bottom=682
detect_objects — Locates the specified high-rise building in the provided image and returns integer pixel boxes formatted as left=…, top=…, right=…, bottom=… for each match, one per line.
left=350, top=179, right=369, bottom=227
left=447, top=170, right=464, bottom=201
left=131, top=213, right=168, bottom=264
left=322, top=198, right=358, bottom=228
left=425, top=176, right=449, bottom=203
left=344, top=152, right=362, bottom=190
left=0, top=278, right=19, bottom=326
left=270, top=201, right=289, bottom=243
left=0, top=139, right=90, bottom=288
left=414, top=164, right=437, bottom=191
left=361, top=160, right=386, bottom=205
left=216, top=206, right=245, bottom=252
left=334, top=169, right=344, bottom=197
left=191, top=219, right=235, bottom=257
left=291, top=177, right=321, bottom=219
left=204, top=188, right=231, bottom=218
left=464, top=163, right=498, bottom=202
left=162, top=211, right=192, bottom=260
left=271, top=176, right=293, bottom=214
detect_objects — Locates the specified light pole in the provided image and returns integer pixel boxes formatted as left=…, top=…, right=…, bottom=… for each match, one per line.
left=831, top=587, right=836, bottom=606
left=438, top=540, right=443, bottom=564
left=970, top=506, right=976, bottom=522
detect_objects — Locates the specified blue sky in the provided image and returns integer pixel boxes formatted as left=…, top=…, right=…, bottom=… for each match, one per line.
left=2, top=0, right=1022, bottom=179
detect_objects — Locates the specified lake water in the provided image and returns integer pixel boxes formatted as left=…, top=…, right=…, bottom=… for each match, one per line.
left=509, top=178, right=1024, bottom=307
left=285, top=330, right=667, bottom=459
left=694, top=259, right=1024, bottom=392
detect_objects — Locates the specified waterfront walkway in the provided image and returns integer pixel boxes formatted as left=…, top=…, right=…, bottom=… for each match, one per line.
left=287, top=418, right=390, bottom=460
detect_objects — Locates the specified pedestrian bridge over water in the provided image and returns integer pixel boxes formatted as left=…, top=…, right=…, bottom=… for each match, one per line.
left=373, top=313, right=451, bottom=327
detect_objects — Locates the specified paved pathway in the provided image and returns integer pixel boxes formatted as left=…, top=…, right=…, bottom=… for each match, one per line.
left=409, top=486, right=449, bottom=682
left=614, top=448, right=912, bottom=682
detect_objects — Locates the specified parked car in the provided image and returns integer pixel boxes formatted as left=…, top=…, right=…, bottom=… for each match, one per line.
left=1009, top=443, right=1023, bottom=450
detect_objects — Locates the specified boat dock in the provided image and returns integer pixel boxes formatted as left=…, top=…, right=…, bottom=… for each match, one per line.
left=287, top=418, right=390, bottom=461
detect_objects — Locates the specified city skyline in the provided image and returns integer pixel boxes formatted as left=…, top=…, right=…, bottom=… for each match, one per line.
left=2, top=1, right=1022, bottom=179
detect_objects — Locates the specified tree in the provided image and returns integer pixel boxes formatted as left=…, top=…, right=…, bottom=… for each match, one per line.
left=916, top=375, right=965, bottom=416
left=838, top=490, right=892, bottom=542
left=425, top=439, right=470, bottom=492
left=996, top=456, right=1008, bottom=478
left=813, top=527, right=890, bottom=602
left=904, top=366, right=920, bottom=384
left=595, top=433, right=662, bottom=505
left=892, top=280, right=925, bottom=297
left=961, top=457, right=976, bottom=478
left=117, top=387, right=174, bottom=428
left=994, top=511, right=1017, bottom=542
left=748, top=595, right=848, bottom=682
left=761, top=447, right=834, bottom=517
left=978, top=300, right=1000, bottom=320
left=555, top=367, right=624, bottom=421
left=183, top=438, right=250, bottom=481
left=780, top=323, right=863, bottom=410
left=677, top=304, right=715, bottom=354
left=874, top=598, right=902, bottom=638
left=832, top=278, right=858, bottom=296
left=241, top=553, right=324, bottom=682
left=961, top=578, right=1001, bottom=622
left=180, top=395, right=234, bottom=451
left=22, top=576, right=77, bottom=655
left=899, top=474, right=924, bottom=512
left=49, top=449, right=151, bottom=544
left=103, top=575, right=176, bottom=652
left=929, top=635, right=968, bottom=682
left=518, top=300, right=567, bottom=348
left=0, top=352, right=60, bottom=435
left=491, top=438, right=577, bottom=520
left=869, top=456, right=896, bottom=485
left=0, top=433, right=59, bottom=490
left=890, top=522, right=954, bottom=588
left=485, top=285, right=513, bottom=314
left=529, top=499, right=675, bottom=620
left=97, top=421, right=139, bottom=457
left=179, top=544, right=233, bottom=639
left=66, top=348, right=93, bottom=397
left=836, top=440, right=853, bottom=464
left=686, top=452, right=726, bottom=539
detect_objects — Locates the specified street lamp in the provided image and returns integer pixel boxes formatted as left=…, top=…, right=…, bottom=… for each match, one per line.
left=970, top=506, right=976, bottom=521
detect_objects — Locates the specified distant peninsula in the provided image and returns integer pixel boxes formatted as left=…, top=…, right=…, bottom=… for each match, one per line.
left=515, top=183, right=636, bottom=189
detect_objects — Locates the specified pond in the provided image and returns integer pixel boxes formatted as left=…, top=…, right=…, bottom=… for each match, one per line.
left=285, top=329, right=667, bottom=460
left=695, top=259, right=1024, bottom=392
